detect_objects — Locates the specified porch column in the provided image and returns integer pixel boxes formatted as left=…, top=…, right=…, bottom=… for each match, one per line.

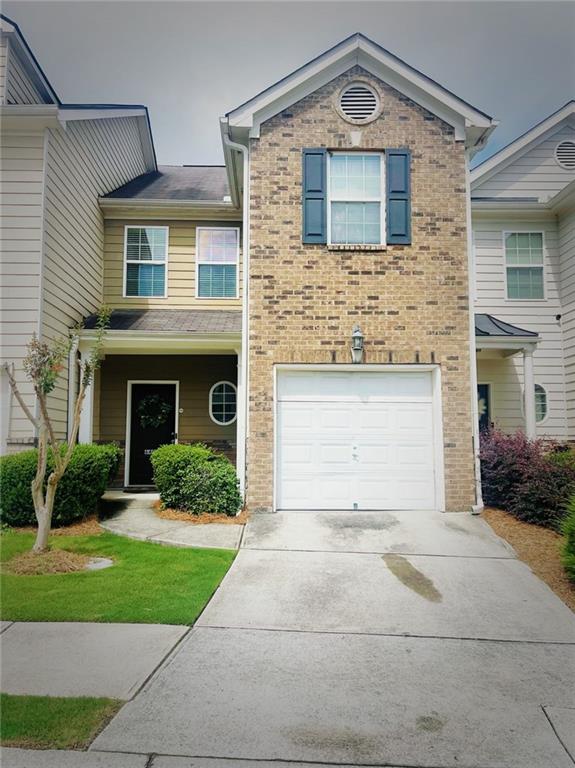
left=235, top=347, right=246, bottom=496
left=67, top=337, right=78, bottom=441
left=78, top=347, right=94, bottom=444
left=523, top=346, right=536, bottom=439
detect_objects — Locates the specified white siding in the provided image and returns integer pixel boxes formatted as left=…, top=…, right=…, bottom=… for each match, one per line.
left=0, top=37, right=8, bottom=104
left=559, top=208, right=575, bottom=438
left=0, top=129, right=45, bottom=449
left=4, top=40, right=45, bottom=105
left=474, top=218, right=567, bottom=439
left=474, top=126, right=575, bottom=200
left=41, top=117, right=149, bottom=438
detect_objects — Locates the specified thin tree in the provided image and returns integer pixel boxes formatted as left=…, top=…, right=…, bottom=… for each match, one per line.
left=3, top=309, right=109, bottom=553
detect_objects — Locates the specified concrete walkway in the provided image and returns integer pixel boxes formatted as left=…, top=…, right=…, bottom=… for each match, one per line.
left=100, top=491, right=244, bottom=549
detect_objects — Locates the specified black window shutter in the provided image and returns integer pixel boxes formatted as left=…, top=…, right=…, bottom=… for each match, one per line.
left=302, top=148, right=327, bottom=244
left=386, top=149, right=411, bottom=245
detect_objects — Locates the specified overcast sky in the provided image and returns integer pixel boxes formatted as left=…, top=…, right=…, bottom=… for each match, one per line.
left=4, top=1, right=575, bottom=167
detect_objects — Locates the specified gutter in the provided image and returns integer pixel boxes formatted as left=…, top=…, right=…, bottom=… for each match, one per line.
left=99, top=197, right=238, bottom=210
left=465, top=151, right=484, bottom=515
left=221, top=120, right=249, bottom=498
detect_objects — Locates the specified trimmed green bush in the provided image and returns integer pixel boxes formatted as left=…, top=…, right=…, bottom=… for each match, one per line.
left=562, top=496, right=575, bottom=583
left=150, top=443, right=242, bottom=516
left=0, top=443, right=121, bottom=528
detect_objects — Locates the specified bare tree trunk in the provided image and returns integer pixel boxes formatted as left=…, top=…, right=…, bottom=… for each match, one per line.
left=32, top=425, right=49, bottom=553
left=33, top=471, right=60, bottom=553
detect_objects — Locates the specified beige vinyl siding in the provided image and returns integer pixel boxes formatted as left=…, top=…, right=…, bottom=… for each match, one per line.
left=559, top=208, right=575, bottom=439
left=0, top=37, right=8, bottom=104
left=474, top=126, right=575, bottom=200
left=103, top=220, right=243, bottom=309
left=5, top=40, right=45, bottom=104
left=473, top=217, right=567, bottom=439
left=41, top=117, right=149, bottom=439
left=0, top=129, right=45, bottom=448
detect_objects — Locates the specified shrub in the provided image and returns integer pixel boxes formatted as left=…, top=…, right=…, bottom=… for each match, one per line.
left=509, top=451, right=575, bottom=530
left=479, top=429, right=543, bottom=509
left=0, top=443, right=121, bottom=527
left=562, top=496, right=575, bottom=583
left=480, top=428, right=575, bottom=530
left=150, top=443, right=242, bottom=517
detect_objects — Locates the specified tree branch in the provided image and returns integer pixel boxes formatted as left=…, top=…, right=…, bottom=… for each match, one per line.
left=2, top=363, right=39, bottom=430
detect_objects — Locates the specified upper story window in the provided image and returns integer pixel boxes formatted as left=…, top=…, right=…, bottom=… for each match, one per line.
left=124, top=226, right=168, bottom=298
left=197, top=227, right=239, bottom=299
left=505, top=232, right=544, bottom=300
left=328, top=153, right=384, bottom=245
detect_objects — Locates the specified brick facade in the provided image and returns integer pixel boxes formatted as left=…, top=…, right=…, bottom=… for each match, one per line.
left=247, top=65, right=477, bottom=512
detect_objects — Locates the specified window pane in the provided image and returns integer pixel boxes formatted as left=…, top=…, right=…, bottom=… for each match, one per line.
left=198, top=264, right=237, bottom=297
left=535, top=385, right=547, bottom=422
left=329, top=154, right=380, bottom=200
left=126, top=263, right=165, bottom=297
left=505, top=231, right=544, bottom=266
left=211, top=382, right=237, bottom=424
left=330, top=202, right=381, bottom=244
left=125, top=228, right=167, bottom=262
left=506, top=267, right=544, bottom=299
left=197, top=229, right=238, bottom=264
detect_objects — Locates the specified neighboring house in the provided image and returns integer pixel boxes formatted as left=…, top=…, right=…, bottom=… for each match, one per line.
left=1, top=16, right=573, bottom=514
left=0, top=14, right=156, bottom=454
left=472, top=102, right=575, bottom=441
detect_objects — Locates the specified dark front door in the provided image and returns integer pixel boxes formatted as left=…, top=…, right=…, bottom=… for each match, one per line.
left=129, top=383, right=177, bottom=485
left=477, top=383, right=491, bottom=432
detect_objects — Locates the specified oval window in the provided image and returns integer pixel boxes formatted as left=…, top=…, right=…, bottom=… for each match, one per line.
left=535, top=384, right=547, bottom=423
left=209, top=381, right=237, bottom=425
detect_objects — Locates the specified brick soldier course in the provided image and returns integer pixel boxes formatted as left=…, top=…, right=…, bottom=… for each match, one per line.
left=247, top=66, right=476, bottom=513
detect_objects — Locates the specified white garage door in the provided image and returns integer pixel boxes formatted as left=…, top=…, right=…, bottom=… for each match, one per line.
left=276, top=369, right=440, bottom=511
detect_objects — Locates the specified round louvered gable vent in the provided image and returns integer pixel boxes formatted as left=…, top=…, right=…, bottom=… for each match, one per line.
left=338, top=83, right=380, bottom=124
left=555, top=140, right=575, bottom=170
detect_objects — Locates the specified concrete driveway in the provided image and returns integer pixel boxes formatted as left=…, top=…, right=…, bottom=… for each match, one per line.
left=93, top=510, right=575, bottom=768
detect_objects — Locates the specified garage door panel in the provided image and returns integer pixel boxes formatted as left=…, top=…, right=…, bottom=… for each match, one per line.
left=277, top=370, right=439, bottom=511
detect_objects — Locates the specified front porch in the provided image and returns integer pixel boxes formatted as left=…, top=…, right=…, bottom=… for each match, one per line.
left=475, top=313, right=540, bottom=438
left=75, top=309, right=243, bottom=489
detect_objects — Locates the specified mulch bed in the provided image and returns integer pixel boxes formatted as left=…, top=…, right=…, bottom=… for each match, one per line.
left=482, top=507, right=575, bottom=612
left=3, top=549, right=93, bottom=576
left=15, top=516, right=103, bottom=537
left=154, top=500, right=249, bottom=526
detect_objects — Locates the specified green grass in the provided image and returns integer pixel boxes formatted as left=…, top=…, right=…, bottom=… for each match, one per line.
left=0, top=693, right=122, bottom=749
left=0, top=531, right=235, bottom=624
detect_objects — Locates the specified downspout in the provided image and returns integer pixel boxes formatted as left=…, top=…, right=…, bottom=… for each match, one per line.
left=465, top=149, right=484, bottom=514
left=222, top=126, right=249, bottom=499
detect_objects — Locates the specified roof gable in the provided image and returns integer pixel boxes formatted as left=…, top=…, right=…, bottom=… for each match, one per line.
left=225, top=33, right=496, bottom=152
left=471, top=101, right=575, bottom=193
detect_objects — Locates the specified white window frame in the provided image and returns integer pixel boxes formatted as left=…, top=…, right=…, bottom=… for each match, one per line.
left=209, top=380, right=238, bottom=426
left=123, top=225, right=169, bottom=299
left=196, top=226, right=240, bottom=300
left=327, top=152, right=386, bottom=246
left=503, top=230, right=546, bottom=302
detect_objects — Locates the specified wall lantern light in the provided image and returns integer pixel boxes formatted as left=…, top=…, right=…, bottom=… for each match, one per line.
left=351, top=324, right=364, bottom=364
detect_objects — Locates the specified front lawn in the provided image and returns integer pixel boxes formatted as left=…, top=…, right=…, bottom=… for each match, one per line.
left=0, top=693, right=122, bottom=749
left=1, top=531, right=235, bottom=624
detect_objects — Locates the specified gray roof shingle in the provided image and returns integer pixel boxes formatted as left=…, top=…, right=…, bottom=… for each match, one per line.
left=104, top=166, right=230, bottom=202
left=84, top=309, right=241, bottom=334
